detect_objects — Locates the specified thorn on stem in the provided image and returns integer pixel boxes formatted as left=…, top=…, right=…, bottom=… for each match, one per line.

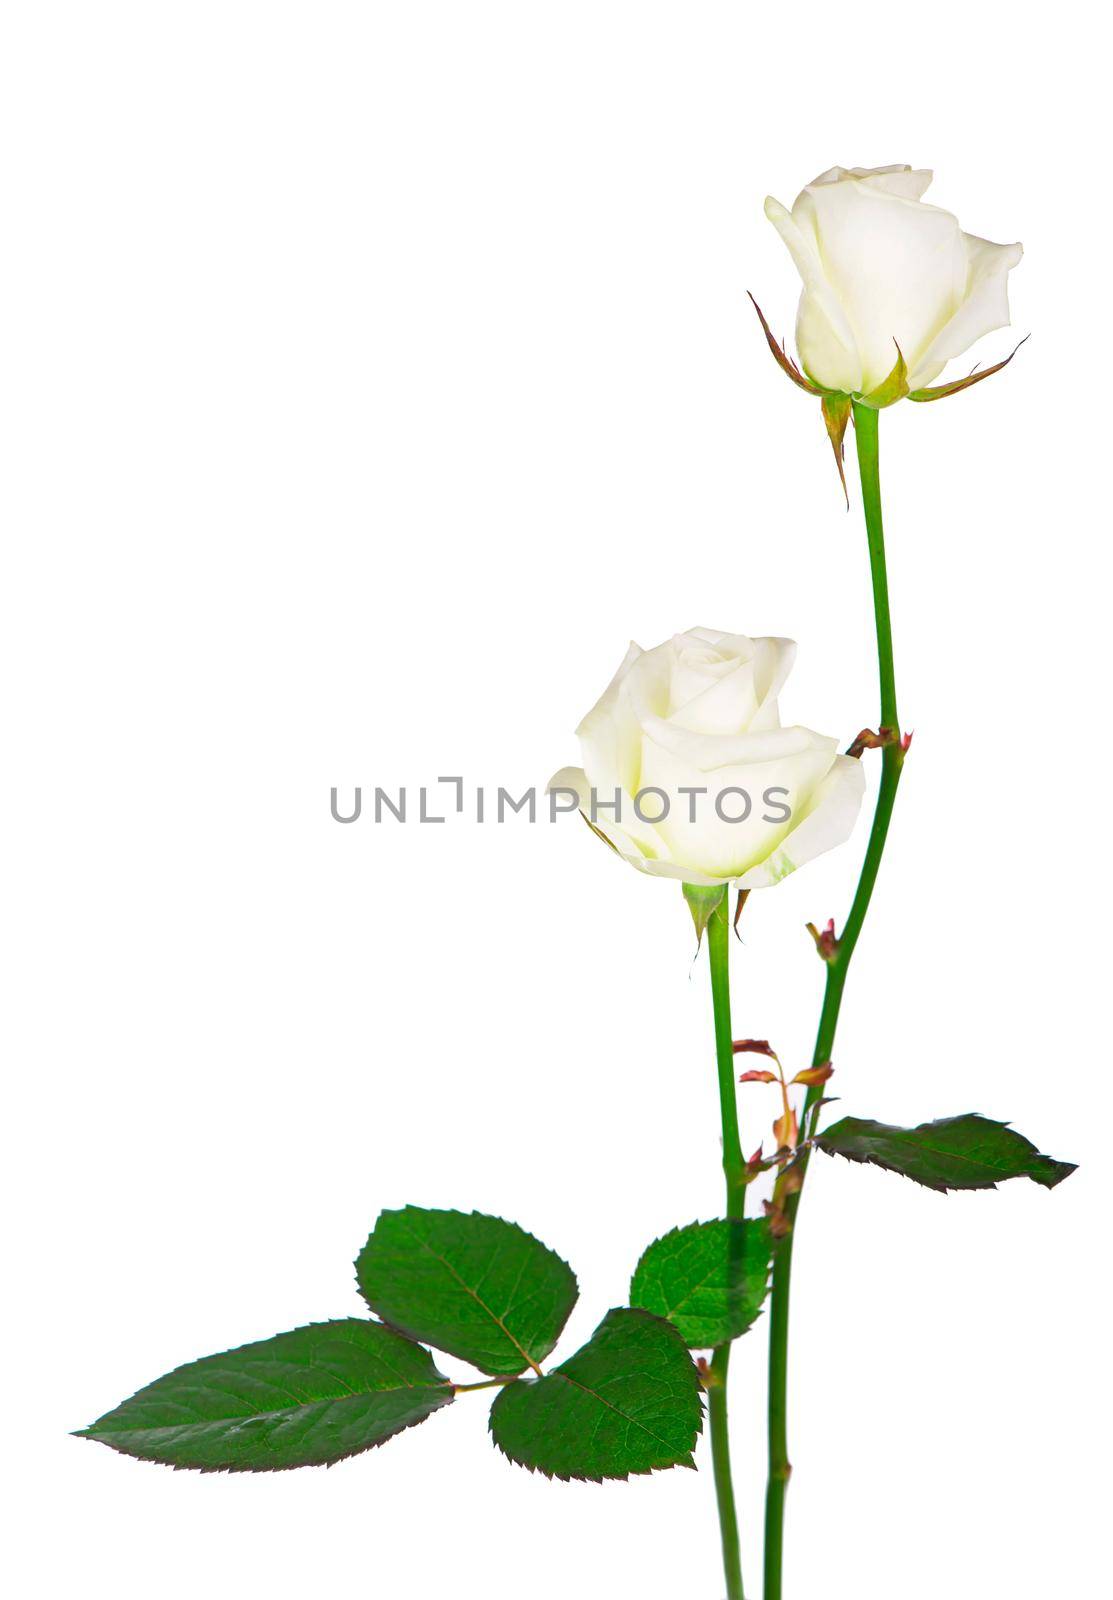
left=763, top=1199, right=793, bottom=1239
left=806, top=918, right=840, bottom=962
left=779, top=1163, right=805, bottom=1197
left=847, top=725, right=898, bottom=759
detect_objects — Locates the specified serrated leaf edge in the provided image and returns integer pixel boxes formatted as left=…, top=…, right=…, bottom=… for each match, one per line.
left=355, top=1206, right=580, bottom=1377
left=486, top=1308, right=703, bottom=1484
left=76, top=1317, right=455, bottom=1474
left=816, top=1114, right=1077, bottom=1194
left=630, top=1218, right=773, bottom=1349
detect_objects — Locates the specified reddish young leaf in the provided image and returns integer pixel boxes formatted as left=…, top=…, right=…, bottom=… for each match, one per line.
left=791, top=1063, right=834, bottom=1089
left=772, top=1107, right=799, bottom=1152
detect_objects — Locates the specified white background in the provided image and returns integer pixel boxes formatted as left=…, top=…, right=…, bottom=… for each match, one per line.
left=2, top=4, right=1108, bottom=1597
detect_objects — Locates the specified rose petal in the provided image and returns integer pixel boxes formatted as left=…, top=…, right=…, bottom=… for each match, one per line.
left=556, top=630, right=863, bottom=891
left=637, top=728, right=841, bottom=883
left=907, top=233, right=1023, bottom=390
left=764, top=195, right=862, bottom=394
left=798, top=177, right=967, bottom=395
left=735, top=754, right=866, bottom=889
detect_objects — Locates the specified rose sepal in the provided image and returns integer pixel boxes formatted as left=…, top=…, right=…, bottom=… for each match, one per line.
left=855, top=343, right=909, bottom=410
left=907, top=335, right=1029, bottom=402
left=820, top=394, right=852, bottom=506
left=748, top=294, right=856, bottom=501
left=746, top=292, right=834, bottom=399
left=683, top=882, right=728, bottom=948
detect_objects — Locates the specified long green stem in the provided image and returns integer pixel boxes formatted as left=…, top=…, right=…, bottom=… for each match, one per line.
left=762, top=401, right=905, bottom=1599
left=707, top=891, right=746, bottom=1600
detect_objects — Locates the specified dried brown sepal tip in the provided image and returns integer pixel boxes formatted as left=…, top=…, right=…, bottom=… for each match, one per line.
left=822, top=394, right=852, bottom=508
left=733, top=887, right=751, bottom=939
left=763, top=1199, right=793, bottom=1239
left=747, top=293, right=852, bottom=505
left=791, top=1062, right=834, bottom=1089
left=806, top=918, right=840, bottom=963
left=747, top=293, right=822, bottom=396
left=908, top=335, right=1029, bottom=402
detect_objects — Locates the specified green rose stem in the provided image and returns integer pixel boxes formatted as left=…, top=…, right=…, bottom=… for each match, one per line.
left=762, top=399, right=904, bottom=1600
left=702, top=886, right=748, bottom=1600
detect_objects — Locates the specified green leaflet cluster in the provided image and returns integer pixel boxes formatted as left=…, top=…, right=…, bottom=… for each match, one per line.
left=77, top=1114, right=1073, bottom=1482
left=79, top=1206, right=705, bottom=1482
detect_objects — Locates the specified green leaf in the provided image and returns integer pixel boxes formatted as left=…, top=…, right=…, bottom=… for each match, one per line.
left=630, top=1219, right=772, bottom=1348
left=816, top=1114, right=1077, bottom=1194
left=356, top=1206, right=578, bottom=1377
left=489, top=1308, right=702, bottom=1481
left=77, top=1319, right=453, bottom=1471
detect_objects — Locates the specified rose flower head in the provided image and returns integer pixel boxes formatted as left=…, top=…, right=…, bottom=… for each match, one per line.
left=549, top=628, right=864, bottom=888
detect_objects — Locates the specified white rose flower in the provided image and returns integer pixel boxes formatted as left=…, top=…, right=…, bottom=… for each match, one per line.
left=764, top=165, right=1022, bottom=397
left=549, top=628, right=864, bottom=889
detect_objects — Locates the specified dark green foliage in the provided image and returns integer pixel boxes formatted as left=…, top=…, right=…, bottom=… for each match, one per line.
left=816, top=1113, right=1076, bottom=1193
left=356, top=1206, right=578, bottom=1376
left=630, top=1219, right=772, bottom=1348
left=78, top=1319, right=453, bottom=1471
left=488, top=1308, right=703, bottom=1481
